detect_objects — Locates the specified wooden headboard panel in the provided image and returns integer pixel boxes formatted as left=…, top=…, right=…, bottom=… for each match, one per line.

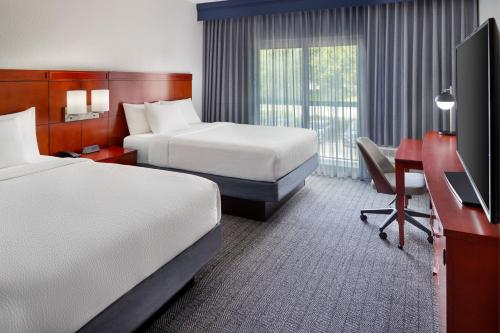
left=108, top=72, right=192, bottom=146
left=0, top=70, right=50, bottom=154
left=0, top=69, right=192, bottom=154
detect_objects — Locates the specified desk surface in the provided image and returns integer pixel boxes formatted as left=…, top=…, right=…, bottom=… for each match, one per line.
left=396, top=138, right=422, bottom=164
left=422, top=132, right=499, bottom=239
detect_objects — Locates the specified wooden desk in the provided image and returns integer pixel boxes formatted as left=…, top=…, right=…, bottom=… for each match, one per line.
left=422, top=132, right=499, bottom=333
left=395, top=138, right=424, bottom=248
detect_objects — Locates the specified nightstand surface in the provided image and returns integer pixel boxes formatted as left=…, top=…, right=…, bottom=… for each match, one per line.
left=82, top=147, right=137, bottom=165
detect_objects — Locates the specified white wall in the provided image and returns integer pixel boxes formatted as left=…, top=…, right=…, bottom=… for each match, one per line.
left=479, top=0, right=500, bottom=26
left=0, top=0, right=204, bottom=114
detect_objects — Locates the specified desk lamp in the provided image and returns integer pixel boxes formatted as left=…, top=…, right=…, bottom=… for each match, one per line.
left=435, top=86, right=456, bottom=135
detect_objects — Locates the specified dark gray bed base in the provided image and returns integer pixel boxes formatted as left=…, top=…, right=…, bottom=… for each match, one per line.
left=78, top=224, right=222, bottom=333
left=139, top=154, right=318, bottom=221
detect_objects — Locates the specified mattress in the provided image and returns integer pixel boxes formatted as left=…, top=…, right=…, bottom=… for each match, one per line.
left=124, top=122, right=318, bottom=182
left=0, top=158, right=220, bottom=333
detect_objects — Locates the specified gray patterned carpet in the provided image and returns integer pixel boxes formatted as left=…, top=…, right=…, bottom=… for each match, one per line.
left=142, top=176, right=438, bottom=333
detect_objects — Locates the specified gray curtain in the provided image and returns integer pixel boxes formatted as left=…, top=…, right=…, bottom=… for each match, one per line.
left=203, top=17, right=255, bottom=123
left=203, top=0, right=477, bottom=177
left=362, top=0, right=478, bottom=146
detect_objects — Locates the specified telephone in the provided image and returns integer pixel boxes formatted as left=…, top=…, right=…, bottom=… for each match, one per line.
left=56, top=151, right=81, bottom=158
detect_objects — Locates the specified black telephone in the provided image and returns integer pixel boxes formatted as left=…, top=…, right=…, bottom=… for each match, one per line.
left=56, top=151, right=81, bottom=158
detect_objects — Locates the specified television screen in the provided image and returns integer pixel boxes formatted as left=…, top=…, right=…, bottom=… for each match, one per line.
left=456, top=19, right=498, bottom=223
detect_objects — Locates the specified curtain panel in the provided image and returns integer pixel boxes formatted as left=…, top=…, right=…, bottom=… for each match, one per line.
left=203, top=0, right=477, bottom=178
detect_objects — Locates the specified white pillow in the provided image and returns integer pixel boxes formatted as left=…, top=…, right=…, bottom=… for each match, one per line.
left=0, top=117, right=32, bottom=168
left=123, top=102, right=159, bottom=135
left=160, top=99, right=201, bottom=124
left=145, top=102, right=191, bottom=134
left=0, top=107, right=40, bottom=159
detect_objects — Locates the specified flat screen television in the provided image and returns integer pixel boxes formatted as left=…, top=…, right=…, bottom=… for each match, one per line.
left=456, top=18, right=499, bottom=224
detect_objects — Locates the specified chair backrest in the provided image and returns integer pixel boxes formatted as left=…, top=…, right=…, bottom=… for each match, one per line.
left=356, top=137, right=395, bottom=194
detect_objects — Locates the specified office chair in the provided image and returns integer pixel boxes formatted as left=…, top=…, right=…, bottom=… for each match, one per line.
left=356, top=137, right=433, bottom=245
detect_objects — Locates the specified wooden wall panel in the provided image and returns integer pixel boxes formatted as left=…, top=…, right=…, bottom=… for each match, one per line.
left=49, top=71, right=107, bottom=81
left=0, top=82, right=49, bottom=124
left=82, top=117, right=108, bottom=148
left=108, top=115, right=129, bottom=147
left=108, top=72, right=191, bottom=81
left=36, top=125, right=49, bottom=155
left=108, top=80, right=176, bottom=115
left=49, top=122, right=82, bottom=155
left=0, top=69, right=47, bottom=82
left=173, top=80, right=192, bottom=100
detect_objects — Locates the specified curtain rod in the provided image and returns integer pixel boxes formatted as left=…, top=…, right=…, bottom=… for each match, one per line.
left=197, top=0, right=412, bottom=21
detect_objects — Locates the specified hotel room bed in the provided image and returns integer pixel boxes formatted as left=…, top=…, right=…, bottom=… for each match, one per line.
left=125, top=122, right=318, bottom=182
left=0, top=156, right=221, bottom=333
left=124, top=122, right=318, bottom=220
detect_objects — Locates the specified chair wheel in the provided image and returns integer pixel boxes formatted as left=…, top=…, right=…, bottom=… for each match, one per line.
left=360, top=214, right=368, bottom=222
left=398, top=244, right=404, bottom=250
left=379, top=232, right=387, bottom=240
left=427, top=236, right=433, bottom=244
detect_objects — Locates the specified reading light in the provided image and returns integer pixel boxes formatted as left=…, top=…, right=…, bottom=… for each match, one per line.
left=435, top=86, right=456, bottom=136
left=65, top=90, right=100, bottom=122
left=91, top=89, right=110, bottom=112
left=66, top=90, right=87, bottom=115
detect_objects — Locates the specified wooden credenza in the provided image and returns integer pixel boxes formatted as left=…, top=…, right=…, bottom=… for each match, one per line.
left=422, top=132, right=499, bottom=333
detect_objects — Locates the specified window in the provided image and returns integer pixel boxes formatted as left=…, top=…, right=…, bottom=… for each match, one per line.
left=257, top=44, right=359, bottom=177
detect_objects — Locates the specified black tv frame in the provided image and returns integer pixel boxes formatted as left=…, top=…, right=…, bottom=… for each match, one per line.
left=455, top=18, right=500, bottom=224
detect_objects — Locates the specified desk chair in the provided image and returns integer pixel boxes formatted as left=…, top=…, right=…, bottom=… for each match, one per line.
left=356, top=137, right=433, bottom=244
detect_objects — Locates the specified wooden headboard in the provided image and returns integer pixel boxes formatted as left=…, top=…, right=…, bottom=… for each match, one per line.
left=108, top=72, right=192, bottom=146
left=0, top=69, right=192, bottom=154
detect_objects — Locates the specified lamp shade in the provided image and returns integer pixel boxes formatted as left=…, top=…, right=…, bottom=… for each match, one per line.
left=66, top=90, right=87, bottom=115
left=91, top=89, right=109, bottom=112
left=435, top=90, right=455, bottom=110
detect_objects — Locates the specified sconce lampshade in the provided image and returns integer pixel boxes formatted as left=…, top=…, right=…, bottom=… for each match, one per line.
left=66, top=90, right=87, bottom=115
left=91, top=89, right=110, bottom=112
left=435, top=90, right=455, bottom=110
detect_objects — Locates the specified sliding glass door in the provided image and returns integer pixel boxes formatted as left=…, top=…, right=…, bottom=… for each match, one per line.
left=257, top=43, right=359, bottom=178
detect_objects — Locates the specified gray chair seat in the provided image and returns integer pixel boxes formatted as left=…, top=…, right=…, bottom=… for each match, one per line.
left=384, top=172, right=427, bottom=195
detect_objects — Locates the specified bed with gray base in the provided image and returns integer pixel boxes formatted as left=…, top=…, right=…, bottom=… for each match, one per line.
left=140, top=154, right=319, bottom=221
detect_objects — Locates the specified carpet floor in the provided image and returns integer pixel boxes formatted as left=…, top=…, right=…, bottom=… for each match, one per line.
left=142, top=176, right=438, bottom=333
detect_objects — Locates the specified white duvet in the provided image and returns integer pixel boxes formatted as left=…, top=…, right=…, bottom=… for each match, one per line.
left=0, top=157, right=220, bottom=333
left=124, top=122, right=318, bottom=182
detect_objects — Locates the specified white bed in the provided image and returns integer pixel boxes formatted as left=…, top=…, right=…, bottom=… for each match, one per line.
left=124, top=122, right=318, bottom=182
left=0, top=156, right=220, bottom=333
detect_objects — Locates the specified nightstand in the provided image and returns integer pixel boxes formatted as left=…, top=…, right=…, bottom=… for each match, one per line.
left=81, top=147, right=137, bottom=166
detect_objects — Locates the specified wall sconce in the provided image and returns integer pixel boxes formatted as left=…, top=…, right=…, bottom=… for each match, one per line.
left=65, top=89, right=109, bottom=122
left=66, top=90, right=87, bottom=115
left=91, top=89, right=110, bottom=112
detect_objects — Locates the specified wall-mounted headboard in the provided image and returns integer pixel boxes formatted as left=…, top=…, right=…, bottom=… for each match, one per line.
left=0, top=69, right=192, bottom=154
left=108, top=72, right=192, bottom=146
